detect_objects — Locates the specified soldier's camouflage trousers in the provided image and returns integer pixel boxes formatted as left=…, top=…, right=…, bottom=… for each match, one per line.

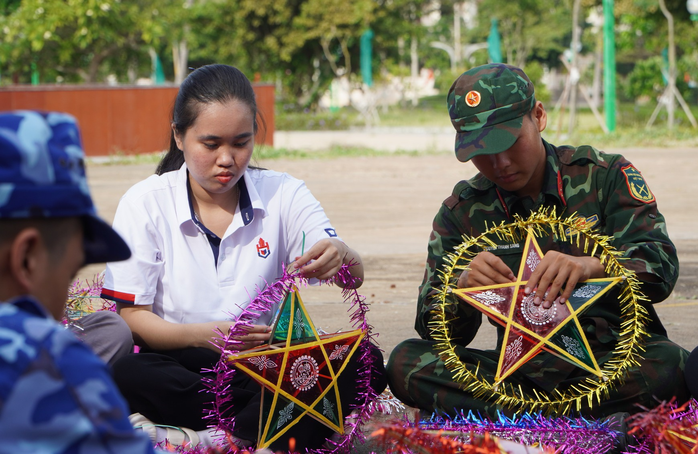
left=386, top=334, right=689, bottom=418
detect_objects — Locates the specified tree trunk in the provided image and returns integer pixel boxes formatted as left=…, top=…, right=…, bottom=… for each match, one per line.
left=86, top=43, right=120, bottom=83
left=453, top=2, right=461, bottom=70
left=568, top=0, right=581, bottom=135
left=172, top=39, right=189, bottom=85
left=398, top=37, right=406, bottom=108
left=658, top=0, right=676, bottom=129
left=411, top=34, right=419, bottom=107
left=173, top=0, right=194, bottom=85
left=592, top=31, right=603, bottom=109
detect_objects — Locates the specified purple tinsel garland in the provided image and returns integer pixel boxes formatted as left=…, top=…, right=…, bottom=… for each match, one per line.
left=415, top=410, right=618, bottom=453
left=202, top=263, right=379, bottom=453
left=63, top=274, right=115, bottom=328
left=623, top=399, right=698, bottom=454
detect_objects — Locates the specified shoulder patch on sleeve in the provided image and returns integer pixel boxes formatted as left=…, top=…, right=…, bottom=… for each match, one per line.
left=622, top=164, right=655, bottom=203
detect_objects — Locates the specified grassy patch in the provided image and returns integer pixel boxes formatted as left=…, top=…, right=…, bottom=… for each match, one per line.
left=87, top=151, right=164, bottom=166
left=90, top=146, right=435, bottom=167
left=276, top=108, right=363, bottom=130
left=92, top=100, right=698, bottom=165
left=254, top=145, right=430, bottom=161
left=276, top=95, right=450, bottom=130
left=545, top=102, right=698, bottom=148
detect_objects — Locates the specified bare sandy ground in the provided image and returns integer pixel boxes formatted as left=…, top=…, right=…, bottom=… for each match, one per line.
left=82, top=148, right=698, bottom=356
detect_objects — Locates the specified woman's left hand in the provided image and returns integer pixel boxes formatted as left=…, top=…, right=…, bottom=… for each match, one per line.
left=290, top=238, right=364, bottom=286
left=291, top=238, right=347, bottom=280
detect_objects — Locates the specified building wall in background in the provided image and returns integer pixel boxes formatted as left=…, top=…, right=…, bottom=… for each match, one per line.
left=0, top=84, right=274, bottom=156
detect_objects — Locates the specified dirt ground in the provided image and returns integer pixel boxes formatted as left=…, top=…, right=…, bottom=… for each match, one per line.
left=81, top=148, right=698, bottom=356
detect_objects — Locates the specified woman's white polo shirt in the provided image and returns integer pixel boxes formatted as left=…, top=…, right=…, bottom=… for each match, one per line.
left=101, top=164, right=339, bottom=325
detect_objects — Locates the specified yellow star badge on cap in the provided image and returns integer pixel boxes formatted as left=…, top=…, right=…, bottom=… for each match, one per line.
left=465, top=90, right=481, bottom=107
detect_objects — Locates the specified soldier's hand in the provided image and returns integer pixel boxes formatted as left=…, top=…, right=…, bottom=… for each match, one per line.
left=526, top=252, right=605, bottom=309
left=458, top=251, right=516, bottom=288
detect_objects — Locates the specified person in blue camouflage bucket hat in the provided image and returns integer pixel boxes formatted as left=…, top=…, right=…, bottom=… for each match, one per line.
left=0, top=110, right=156, bottom=453
left=0, top=110, right=131, bottom=262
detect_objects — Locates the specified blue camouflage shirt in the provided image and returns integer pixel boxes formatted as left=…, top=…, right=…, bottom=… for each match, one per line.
left=0, top=297, right=155, bottom=454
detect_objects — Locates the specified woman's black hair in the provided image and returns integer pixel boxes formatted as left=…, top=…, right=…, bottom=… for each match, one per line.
left=156, top=64, right=261, bottom=175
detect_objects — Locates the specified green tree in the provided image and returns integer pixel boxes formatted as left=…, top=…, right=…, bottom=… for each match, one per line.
left=0, top=0, right=176, bottom=84
left=188, top=0, right=375, bottom=106
left=475, top=0, right=573, bottom=68
left=583, top=0, right=698, bottom=68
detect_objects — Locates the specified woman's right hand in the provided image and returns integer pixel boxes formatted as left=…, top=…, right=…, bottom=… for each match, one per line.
left=225, top=324, right=272, bottom=351
left=117, top=303, right=271, bottom=352
left=197, top=322, right=271, bottom=352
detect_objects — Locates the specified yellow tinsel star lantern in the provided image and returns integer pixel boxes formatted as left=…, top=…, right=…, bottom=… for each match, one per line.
left=228, top=286, right=365, bottom=448
left=451, top=228, right=622, bottom=387
left=430, top=209, right=649, bottom=415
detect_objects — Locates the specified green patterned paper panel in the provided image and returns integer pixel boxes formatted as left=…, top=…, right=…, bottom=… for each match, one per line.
left=567, top=281, right=615, bottom=312
left=550, top=323, right=595, bottom=369
left=261, top=392, right=304, bottom=447
left=271, top=290, right=315, bottom=344
left=312, top=386, right=340, bottom=427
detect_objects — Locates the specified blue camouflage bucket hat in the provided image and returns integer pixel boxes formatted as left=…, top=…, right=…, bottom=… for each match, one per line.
left=448, top=63, right=536, bottom=162
left=0, top=110, right=130, bottom=264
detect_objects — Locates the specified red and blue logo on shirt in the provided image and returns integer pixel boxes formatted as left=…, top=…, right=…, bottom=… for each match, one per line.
left=256, top=237, right=270, bottom=258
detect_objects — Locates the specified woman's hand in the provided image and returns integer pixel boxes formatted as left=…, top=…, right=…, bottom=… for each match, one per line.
left=458, top=251, right=516, bottom=288
left=291, top=238, right=364, bottom=286
left=117, top=303, right=272, bottom=352
left=525, top=252, right=605, bottom=308
left=198, top=322, right=272, bottom=352
left=226, top=324, right=272, bottom=351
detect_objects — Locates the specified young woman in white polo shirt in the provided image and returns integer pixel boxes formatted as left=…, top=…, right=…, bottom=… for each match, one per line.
left=101, top=64, right=386, bottom=450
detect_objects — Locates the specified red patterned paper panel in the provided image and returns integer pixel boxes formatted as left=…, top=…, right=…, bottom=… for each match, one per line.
left=279, top=347, right=332, bottom=401
left=513, top=291, right=573, bottom=337
left=520, top=238, right=543, bottom=281
left=240, top=351, right=285, bottom=385
left=499, top=326, right=539, bottom=379
left=467, top=286, right=515, bottom=321
left=321, top=333, right=361, bottom=372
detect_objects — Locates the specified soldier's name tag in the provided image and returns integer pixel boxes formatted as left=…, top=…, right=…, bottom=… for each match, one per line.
left=483, top=243, right=521, bottom=253
left=622, top=165, right=655, bottom=203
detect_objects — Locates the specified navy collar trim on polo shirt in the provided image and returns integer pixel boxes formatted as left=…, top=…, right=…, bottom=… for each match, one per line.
left=186, top=174, right=222, bottom=265
left=184, top=171, right=255, bottom=266
left=238, top=176, right=254, bottom=226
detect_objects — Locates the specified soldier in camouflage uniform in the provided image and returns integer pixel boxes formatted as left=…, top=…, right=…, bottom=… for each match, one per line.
left=0, top=111, right=155, bottom=453
left=386, top=63, right=690, bottom=419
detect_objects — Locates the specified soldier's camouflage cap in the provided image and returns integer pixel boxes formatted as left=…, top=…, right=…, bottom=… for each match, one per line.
left=448, top=63, right=536, bottom=162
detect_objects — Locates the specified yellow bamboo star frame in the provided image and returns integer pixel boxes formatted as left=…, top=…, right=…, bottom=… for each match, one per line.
left=228, top=287, right=366, bottom=448
left=429, top=209, right=650, bottom=415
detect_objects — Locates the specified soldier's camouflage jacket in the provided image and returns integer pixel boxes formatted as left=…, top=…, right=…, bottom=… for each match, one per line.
left=0, top=297, right=155, bottom=454
left=416, top=140, right=678, bottom=353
